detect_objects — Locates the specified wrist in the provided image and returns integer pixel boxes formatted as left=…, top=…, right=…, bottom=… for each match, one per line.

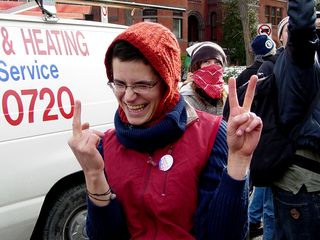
left=87, top=188, right=116, bottom=202
left=227, top=153, right=250, bottom=180
left=84, top=170, right=106, bottom=184
left=227, top=166, right=249, bottom=180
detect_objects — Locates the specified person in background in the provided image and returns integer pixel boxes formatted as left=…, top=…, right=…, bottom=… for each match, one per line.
left=180, top=41, right=228, bottom=115
left=236, top=34, right=276, bottom=88
left=249, top=186, right=275, bottom=239
left=248, top=188, right=264, bottom=238
left=253, top=17, right=288, bottom=79
left=277, top=16, right=289, bottom=48
left=68, top=22, right=263, bottom=239
left=245, top=17, right=291, bottom=240
left=223, top=35, right=277, bottom=120
left=238, top=34, right=277, bottom=240
left=247, top=17, right=291, bottom=240
left=271, top=0, right=320, bottom=239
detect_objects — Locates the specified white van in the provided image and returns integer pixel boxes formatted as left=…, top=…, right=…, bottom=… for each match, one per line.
left=0, top=3, right=126, bottom=239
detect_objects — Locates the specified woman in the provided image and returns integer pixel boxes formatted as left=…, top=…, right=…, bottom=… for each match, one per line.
left=68, top=22, right=262, bottom=240
left=180, top=42, right=228, bottom=115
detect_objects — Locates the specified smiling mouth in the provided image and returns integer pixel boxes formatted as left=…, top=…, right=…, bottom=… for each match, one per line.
left=126, top=104, right=147, bottom=112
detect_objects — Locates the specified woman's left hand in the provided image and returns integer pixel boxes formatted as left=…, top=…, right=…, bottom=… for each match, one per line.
left=226, top=75, right=263, bottom=180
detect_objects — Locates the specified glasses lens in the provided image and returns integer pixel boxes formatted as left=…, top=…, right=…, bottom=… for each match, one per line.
left=108, top=82, right=115, bottom=91
left=133, top=85, right=150, bottom=94
left=109, top=81, right=158, bottom=94
left=109, top=82, right=125, bottom=93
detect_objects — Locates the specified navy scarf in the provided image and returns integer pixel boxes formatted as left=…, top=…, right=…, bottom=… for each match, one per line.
left=114, top=96, right=187, bottom=153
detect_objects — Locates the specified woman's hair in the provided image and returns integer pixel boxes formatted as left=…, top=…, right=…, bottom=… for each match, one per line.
left=112, top=40, right=149, bottom=64
left=110, top=40, right=161, bottom=80
left=190, top=61, right=203, bottom=73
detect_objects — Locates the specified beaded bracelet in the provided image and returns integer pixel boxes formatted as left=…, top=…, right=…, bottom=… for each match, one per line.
left=87, top=188, right=117, bottom=202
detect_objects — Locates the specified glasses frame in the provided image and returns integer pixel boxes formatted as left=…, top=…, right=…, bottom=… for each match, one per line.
left=107, top=80, right=159, bottom=94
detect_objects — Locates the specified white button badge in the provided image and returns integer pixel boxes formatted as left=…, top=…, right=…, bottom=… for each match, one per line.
left=159, top=154, right=173, bottom=171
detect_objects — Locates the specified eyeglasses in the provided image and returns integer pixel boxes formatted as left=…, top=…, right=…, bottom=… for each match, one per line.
left=108, top=80, right=159, bottom=94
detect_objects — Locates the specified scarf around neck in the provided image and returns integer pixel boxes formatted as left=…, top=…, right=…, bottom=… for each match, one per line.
left=114, top=96, right=187, bottom=153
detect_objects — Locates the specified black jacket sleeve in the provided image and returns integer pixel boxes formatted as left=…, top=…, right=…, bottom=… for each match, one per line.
left=86, top=198, right=130, bottom=240
left=273, top=0, right=320, bottom=134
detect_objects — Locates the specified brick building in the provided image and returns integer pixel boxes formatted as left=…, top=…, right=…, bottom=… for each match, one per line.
left=104, top=0, right=288, bottom=50
left=0, top=0, right=288, bottom=50
left=258, top=0, right=288, bottom=44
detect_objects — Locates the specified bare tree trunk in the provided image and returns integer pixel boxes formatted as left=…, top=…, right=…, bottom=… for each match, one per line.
left=238, top=0, right=254, bottom=65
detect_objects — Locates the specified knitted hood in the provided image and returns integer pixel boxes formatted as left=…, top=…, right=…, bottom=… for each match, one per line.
left=104, top=22, right=181, bottom=123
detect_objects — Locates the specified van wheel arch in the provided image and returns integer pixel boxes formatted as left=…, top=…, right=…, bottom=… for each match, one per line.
left=31, top=171, right=88, bottom=240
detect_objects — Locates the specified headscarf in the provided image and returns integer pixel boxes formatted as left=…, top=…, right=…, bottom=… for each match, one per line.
left=193, top=64, right=224, bottom=99
left=104, top=22, right=181, bottom=124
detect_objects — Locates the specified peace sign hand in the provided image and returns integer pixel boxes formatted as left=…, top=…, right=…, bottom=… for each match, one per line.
left=226, top=75, right=263, bottom=180
left=68, top=100, right=105, bottom=177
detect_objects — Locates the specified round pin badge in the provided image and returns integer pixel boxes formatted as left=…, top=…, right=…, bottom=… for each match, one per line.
left=159, top=154, right=173, bottom=171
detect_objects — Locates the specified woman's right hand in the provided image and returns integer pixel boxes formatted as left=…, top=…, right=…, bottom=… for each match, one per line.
left=68, top=100, right=111, bottom=205
left=68, top=100, right=105, bottom=177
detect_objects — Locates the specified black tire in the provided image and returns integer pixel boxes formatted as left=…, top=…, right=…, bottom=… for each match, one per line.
left=42, top=184, right=89, bottom=240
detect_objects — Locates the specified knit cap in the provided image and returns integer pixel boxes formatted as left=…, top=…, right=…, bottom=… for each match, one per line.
left=251, top=35, right=276, bottom=56
left=104, top=22, right=181, bottom=123
left=188, top=41, right=227, bottom=71
left=277, top=16, right=289, bottom=42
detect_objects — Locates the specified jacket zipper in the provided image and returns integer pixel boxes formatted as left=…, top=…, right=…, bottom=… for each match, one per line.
left=142, top=155, right=158, bottom=240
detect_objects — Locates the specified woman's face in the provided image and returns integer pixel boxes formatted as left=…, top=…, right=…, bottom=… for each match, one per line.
left=200, top=58, right=222, bottom=68
left=111, top=58, right=165, bottom=126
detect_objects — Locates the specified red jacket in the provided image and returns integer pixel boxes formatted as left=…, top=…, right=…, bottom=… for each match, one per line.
left=103, top=111, right=221, bottom=240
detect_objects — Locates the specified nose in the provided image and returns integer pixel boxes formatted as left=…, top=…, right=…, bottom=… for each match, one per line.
left=123, top=86, right=137, bottom=102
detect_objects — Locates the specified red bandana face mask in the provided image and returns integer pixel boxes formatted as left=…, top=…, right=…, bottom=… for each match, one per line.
left=192, top=64, right=224, bottom=99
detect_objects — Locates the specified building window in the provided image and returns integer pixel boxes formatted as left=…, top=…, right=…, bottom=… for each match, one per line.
left=271, top=7, right=276, bottom=25
left=265, top=6, right=270, bottom=23
left=210, top=12, right=217, bottom=41
left=173, top=11, right=183, bottom=39
left=143, top=9, right=157, bottom=22
left=265, top=6, right=283, bottom=25
left=276, top=8, right=283, bottom=25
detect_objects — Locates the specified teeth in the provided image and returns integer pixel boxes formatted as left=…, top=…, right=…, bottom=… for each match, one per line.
left=127, top=104, right=145, bottom=110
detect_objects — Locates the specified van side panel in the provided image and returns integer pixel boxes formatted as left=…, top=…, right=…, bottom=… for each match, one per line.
left=0, top=14, right=124, bottom=239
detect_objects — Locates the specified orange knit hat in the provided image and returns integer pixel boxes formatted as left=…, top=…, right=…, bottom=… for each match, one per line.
left=104, top=22, right=181, bottom=123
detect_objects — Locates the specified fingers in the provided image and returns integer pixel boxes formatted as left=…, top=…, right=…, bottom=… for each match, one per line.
left=72, top=100, right=82, bottom=137
left=79, top=122, right=104, bottom=138
left=87, top=133, right=101, bottom=148
left=227, top=77, right=239, bottom=112
left=82, top=122, right=90, bottom=131
left=245, top=115, right=262, bottom=135
left=92, top=129, right=105, bottom=138
left=232, top=112, right=262, bottom=136
left=242, top=75, right=257, bottom=112
left=231, top=112, right=251, bottom=136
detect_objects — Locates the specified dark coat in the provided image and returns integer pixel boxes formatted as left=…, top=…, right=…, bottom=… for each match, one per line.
left=236, top=59, right=263, bottom=88
left=236, top=52, right=280, bottom=90
left=258, top=50, right=282, bottom=77
left=274, top=0, right=320, bottom=152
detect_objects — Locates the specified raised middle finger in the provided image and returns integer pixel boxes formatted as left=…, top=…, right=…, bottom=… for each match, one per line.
left=72, top=100, right=82, bottom=137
